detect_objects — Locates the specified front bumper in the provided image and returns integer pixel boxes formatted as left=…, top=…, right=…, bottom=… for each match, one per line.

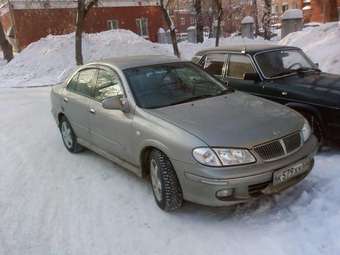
left=172, top=135, right=318, bottom=207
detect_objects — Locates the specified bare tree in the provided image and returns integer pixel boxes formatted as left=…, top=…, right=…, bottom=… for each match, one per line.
left=0, top=21, right=13, bottom=62
left=194, top=0, right=204, bottom=43
left=252, top=0, right=259, bottom=36
left=214, top=0, right=223, bottom=47
left=262, top=0, right=272, bottom=40
left=75, top=0, right=98, bottom=65
left=160, top=0, right=180, bottom=58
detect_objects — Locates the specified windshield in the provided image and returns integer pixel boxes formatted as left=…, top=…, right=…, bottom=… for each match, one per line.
left=255, top=49, right=315, bottom=78
left=124, top=62, right=228, bottom=109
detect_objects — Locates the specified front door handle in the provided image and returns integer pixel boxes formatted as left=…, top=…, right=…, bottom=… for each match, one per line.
left=282, top=91, right=288, bottom=96
left=89, top=108, right=96, bottom=114
left=63, top=97, right=68, bottom=103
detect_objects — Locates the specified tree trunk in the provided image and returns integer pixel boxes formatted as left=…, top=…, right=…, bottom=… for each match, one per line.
left=214, top=0, right=223, bottom=47
left=75, top=0, right=85, bottom=65
left=0, top=21, right=13, bottom=63
left=161, top=5, right=180, bottom=58
left=263, top=0, right=272, bottom=40
left=252, top=0, right=259, bottom=36
left=75, top=0, right=98, bottom=65
left=194, top=0, right=204, bottom=43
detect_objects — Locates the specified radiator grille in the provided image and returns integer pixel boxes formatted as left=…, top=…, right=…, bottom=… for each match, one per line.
left=283, top=132, right=302, bottom=153
left=254, top=132, right=302, bottom=161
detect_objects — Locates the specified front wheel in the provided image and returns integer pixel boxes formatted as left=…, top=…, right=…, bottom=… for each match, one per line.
left=149, top=150, right=183, bottom=211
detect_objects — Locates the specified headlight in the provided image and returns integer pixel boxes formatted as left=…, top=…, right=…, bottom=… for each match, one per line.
left=192, top=148, right=222, bottom=167
left=301, top=119, right=312, bottom=142
left=213, top=148, right=256, bottom=166
left=193, top=147, right=255, bottom=167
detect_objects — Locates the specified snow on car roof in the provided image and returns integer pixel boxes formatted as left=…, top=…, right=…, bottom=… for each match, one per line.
left=91, top=55, right=182, bottom=70
left=195, top=44, right=299, bottom=56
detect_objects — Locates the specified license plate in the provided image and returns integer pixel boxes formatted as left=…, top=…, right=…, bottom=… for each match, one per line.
left=273, top=163, right=305, bottom=186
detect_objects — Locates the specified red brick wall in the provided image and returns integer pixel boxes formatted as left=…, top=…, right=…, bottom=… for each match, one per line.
left=309, top=0, right=339, bottom=22
left=11, top=6, right=165, bottom=49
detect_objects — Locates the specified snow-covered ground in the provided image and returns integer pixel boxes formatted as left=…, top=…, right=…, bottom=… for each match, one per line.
left=1, top=22, right=338, bottom=88
left=0, top=22, right=339, bottom=254
left=0, top=86, right=340, bottom=255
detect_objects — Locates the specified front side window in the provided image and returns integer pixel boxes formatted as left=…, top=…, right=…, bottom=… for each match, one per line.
left=67, top=73, right=79, bottom=92
left=204, top=54, right=227, bottom=78
left=76, top=69, right=98, bottom=97
left=95, top=69, right=123, bottom=101
left=136, top=18, right=149, bottom=37
left=124, top=62, right=228, bottom=109
left=227, top=54, right=256, bottom=79
left=255, top=49, right=314, bottom=78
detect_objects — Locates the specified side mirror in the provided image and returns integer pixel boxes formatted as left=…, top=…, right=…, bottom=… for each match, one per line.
left=243, top=72, right=261, bottom=82
left=102, top=96, right=130, bottom=113
left=314, top=63, right=319, bottom=69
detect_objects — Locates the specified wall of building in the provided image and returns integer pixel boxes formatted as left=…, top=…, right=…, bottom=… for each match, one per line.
left=5, top=5, right=164, bottom=49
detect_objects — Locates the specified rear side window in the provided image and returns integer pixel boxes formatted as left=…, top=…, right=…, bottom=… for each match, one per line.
left=204, top=54, right=227, bottom=77
left=94, top=69, right=123, bottom=101
left=76, top=69, right=98, bottom=97
left=228, top=54, right=255, bottom=79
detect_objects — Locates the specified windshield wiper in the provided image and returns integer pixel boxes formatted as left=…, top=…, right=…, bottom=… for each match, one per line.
left=270, top=70, right=297, bottom=78
left=295, top=67, right=321, bottom=73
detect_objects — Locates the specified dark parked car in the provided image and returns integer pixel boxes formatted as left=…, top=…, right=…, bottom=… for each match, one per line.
left=193, top=44, right=340, bottom=145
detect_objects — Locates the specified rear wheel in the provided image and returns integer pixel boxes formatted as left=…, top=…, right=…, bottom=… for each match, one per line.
left=149, top=150, right=183, bottom=211
left=59, top=116, right=84, bottom=153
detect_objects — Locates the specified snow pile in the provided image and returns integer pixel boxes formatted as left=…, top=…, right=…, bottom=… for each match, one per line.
left=241, top=16, right=255, bottom=24
left=0, top=30, right=270, bottom=88
left=0, top=22, right=339, bottom=88
left=282, top=9, right=303, bottom=20
left=0, top=30, right=171, bottom=88
left=280, top=22, right=340, bottom=74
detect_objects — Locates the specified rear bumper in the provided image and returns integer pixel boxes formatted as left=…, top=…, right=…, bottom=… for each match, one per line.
left=172, top=135, right=318, bottom=207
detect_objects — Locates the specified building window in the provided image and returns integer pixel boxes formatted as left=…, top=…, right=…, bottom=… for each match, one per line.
left=282, top=4, right=288, bottom=13
left=136, top=18, right=149, bottom=38
left=107, top=20, right=119, bottom=30
left=180, top=17, right=185, bottom=25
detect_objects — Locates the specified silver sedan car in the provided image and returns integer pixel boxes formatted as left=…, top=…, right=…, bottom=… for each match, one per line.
left=51, top=55, right=318, bottom=211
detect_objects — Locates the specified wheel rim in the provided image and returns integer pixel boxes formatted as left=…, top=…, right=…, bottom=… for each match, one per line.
left=150, top=159, right=162, bottom=202
left=61, top=121, right=73, bottom=149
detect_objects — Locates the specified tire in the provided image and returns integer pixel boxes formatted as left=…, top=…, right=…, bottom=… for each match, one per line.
left=300, top=111, right=324, bottom=145
left=149, top=150, right=183, bottom=211
left=59, top=116, right=84, bottom=153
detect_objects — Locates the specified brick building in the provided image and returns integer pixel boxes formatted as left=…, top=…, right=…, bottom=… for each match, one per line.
left=0, top=0, right=165, bottom=50
left=272, top=0, right=340, bottom=23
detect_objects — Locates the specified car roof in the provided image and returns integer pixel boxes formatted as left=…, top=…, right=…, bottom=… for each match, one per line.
left=88, top=55, right=182, bottom=70
left=195, top=44, right=300, bottom=56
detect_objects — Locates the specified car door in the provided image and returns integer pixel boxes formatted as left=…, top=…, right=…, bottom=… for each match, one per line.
left=89, top=67, right=134, bottom=162
left=63, top=68, right=98, bottom=141
left=225, top=54, right=264, bottom=96
left=203, top=53, right=228, bottom=81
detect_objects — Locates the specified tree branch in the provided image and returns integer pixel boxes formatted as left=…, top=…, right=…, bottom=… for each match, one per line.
left=84, top=0, right=98, bottom=17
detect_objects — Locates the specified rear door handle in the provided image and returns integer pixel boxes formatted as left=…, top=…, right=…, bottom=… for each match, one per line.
left=63, top=97, right=68, bottom=103
left=282, top=91, right=288, bottom=96
left=89, top=108, right=96, bottom=114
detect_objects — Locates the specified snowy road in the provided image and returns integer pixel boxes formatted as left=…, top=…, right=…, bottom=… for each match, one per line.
left=0, top=87, right=339, bottom=255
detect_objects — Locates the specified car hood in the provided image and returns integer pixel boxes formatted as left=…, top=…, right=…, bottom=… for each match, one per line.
left=274, top=72, right=340, bottom=107
left=146, top=92, right=303, bottom=148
